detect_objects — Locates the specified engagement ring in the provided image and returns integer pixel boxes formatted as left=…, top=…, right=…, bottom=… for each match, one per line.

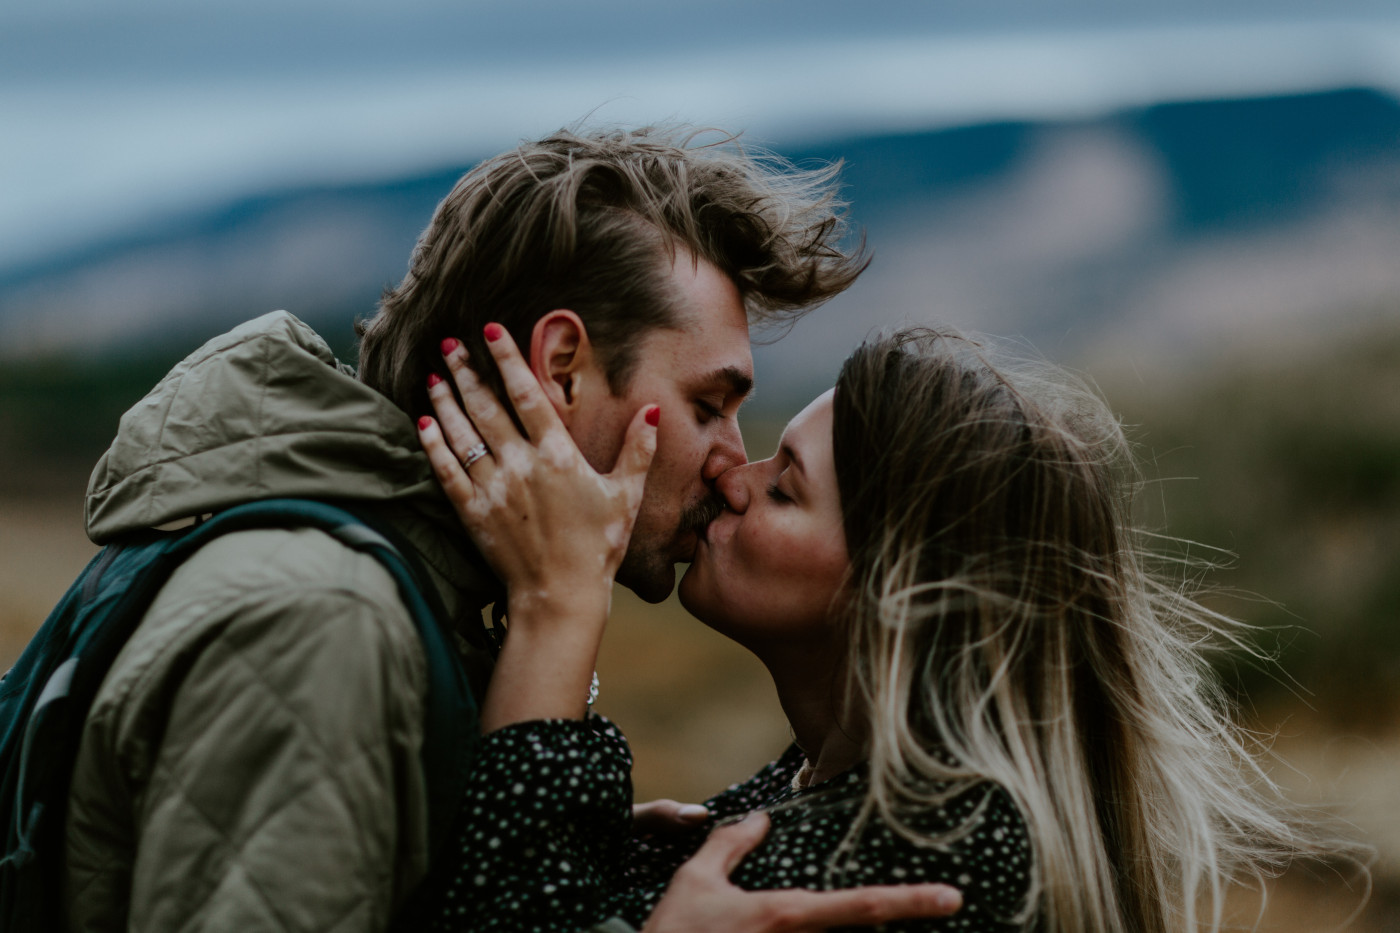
left=461, top=443, right=489, bottom=468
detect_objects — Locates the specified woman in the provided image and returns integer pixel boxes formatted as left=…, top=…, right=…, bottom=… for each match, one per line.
left=416, top=325, right=1324, bottom=932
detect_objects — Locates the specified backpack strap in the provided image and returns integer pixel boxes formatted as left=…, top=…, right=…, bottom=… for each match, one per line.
left=173, top=499, right=479, bottom=861
left=0, top=498, right=477, bottom=933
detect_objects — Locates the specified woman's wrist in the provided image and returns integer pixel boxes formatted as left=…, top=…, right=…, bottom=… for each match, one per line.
left=503, top=584, right=611, bottom=636
left=479, top=607, right=608, bottom=733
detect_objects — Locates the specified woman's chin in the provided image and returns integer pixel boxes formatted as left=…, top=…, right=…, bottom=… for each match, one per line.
left=677, top=561, right=720, bottom=625
left=677, top=563, right=704, bottom=614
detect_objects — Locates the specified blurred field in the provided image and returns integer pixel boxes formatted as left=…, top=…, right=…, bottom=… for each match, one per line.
left=0, top=487, right=1391, bottom=930
left=0, top=487, right=93, bottom=665
left=3, top=323, right=1399, bottom=929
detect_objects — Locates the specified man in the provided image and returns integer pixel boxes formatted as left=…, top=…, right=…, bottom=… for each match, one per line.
left=64, top=126, right=959, bottom=932
left=356, top=127, right=865, bottom=604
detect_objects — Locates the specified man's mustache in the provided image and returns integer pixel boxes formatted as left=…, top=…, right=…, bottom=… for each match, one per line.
left=680, top=494, right=724, bottom=533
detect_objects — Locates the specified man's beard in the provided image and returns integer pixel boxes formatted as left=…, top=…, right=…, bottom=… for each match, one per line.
left=678, top=493, right=724, bottom=537
left=617, top=492, right=725, bottom=603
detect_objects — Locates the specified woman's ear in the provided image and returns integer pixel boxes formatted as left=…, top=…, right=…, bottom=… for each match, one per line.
left=529, top=310, right=597, bottom=423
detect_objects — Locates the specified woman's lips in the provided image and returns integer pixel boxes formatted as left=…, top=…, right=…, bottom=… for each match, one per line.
left=699, top=512, right=734, bottom=548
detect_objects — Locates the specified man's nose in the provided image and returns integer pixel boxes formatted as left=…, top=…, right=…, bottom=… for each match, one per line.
left=701, top=421, right=747, bottom=484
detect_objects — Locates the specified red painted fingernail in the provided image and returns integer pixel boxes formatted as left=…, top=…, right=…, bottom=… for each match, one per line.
left=645, top=405, right=660, bottom=427
left=484, top=323, right=505, bottom=342
left=427, top=372, right=443, bottom=387
left=417, top=416, right=433, bottom=431
left=440, top=337, right=459, bottom=355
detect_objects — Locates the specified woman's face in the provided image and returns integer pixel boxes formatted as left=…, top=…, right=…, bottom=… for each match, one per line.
left=679, top=390, right=850, bottom=646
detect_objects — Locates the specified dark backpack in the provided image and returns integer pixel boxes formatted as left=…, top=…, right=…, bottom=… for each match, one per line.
left=0, top=498, right=480, bottom=932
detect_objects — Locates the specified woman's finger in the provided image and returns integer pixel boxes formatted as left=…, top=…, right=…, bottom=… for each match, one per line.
left=440, top=336, right=524, bottom=456
left=481, top=322, right=566, bottom=444
left=416, top=415, right=476, bottom=515
left=609, top=403, right=660, bottom=504
left=426, top=371, right=493, bottom=478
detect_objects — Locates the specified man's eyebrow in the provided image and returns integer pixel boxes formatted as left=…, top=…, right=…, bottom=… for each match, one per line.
left=706, top=365, right=754, bottom=400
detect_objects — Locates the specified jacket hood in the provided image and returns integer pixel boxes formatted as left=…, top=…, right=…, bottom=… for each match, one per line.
left=87, top=309, right=499, bottom=656
left=87, top=311, right=448, bottom=541
left=85, top=312, right=504, bottom=617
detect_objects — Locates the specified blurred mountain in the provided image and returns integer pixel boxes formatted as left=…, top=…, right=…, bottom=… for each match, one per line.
left=757, top=86, right=1400, bottom=400
left=0, top=170, right=465, bottom=361
left=2, top=87, right=1399, bottom=393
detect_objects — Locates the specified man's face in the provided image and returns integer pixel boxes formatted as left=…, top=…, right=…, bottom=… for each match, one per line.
left=572, top=253, right=753, bottom=603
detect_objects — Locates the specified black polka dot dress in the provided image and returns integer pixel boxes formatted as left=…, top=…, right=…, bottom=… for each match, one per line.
left=431, top=716, right=1032, bottom=932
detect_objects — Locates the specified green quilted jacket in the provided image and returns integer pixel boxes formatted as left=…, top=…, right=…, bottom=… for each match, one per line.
left=64, top=312, right=500, bottom=932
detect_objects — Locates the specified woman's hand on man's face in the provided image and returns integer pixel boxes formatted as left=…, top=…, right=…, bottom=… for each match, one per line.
left=417, top=324, right=658, bottom=626
left=420, top=325, right=659, bottom=731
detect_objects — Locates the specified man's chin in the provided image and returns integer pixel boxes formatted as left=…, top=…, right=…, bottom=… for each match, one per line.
left=615, top=529, right=702, bottom=604
left=616, top=560, right=677, bottom=605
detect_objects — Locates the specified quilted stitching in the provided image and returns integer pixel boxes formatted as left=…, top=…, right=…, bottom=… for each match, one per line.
left=68, top=533, right=426, bottom=933
left=131, top=592, right=405, bottom=931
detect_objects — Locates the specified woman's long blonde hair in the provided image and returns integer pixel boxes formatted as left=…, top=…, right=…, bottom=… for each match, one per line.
left=830, top=329, right=1348, bottom=932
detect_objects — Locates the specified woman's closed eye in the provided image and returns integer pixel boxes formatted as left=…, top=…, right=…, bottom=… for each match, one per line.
left=766, top=481, right=793, bottom=504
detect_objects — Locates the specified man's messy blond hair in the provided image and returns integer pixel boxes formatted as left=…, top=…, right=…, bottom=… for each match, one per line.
left=357, top=125, right=866, bottom=413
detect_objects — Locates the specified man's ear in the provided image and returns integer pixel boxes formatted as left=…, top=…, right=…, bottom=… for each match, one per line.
left=529, top=310, right=599, bottom=424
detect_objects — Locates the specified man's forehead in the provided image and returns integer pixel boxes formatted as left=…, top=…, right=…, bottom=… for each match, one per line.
left=646, top=315, right=753, bottom=384
left=644, top=250, right=753, bottom=381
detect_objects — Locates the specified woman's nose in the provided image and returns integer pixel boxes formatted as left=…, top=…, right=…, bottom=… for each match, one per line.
left=715, top=463, right=753, bottom=513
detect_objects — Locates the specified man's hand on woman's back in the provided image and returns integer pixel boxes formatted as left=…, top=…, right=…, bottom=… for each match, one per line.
left=641, top=812, right=963, bottom=932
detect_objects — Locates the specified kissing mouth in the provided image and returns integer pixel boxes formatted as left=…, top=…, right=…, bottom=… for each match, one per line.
left=680, top=494, right=725, bottom=543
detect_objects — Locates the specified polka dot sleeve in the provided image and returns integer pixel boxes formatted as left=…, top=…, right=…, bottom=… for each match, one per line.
left=430, top=716, right=635, bottom=933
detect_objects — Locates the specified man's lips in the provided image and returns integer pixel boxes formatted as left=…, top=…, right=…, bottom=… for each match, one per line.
left=677, top=520, right=716, bottom=562
left=694, top=509, right=732, bottom=548
left=679, top=495, right=724, bottom=544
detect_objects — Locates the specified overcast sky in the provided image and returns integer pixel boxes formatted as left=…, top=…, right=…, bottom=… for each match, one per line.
left=5, top=0, right=1400, bottom=269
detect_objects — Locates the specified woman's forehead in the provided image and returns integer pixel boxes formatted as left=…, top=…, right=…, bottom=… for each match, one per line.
left=779, top=390, right=837, bottom=464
